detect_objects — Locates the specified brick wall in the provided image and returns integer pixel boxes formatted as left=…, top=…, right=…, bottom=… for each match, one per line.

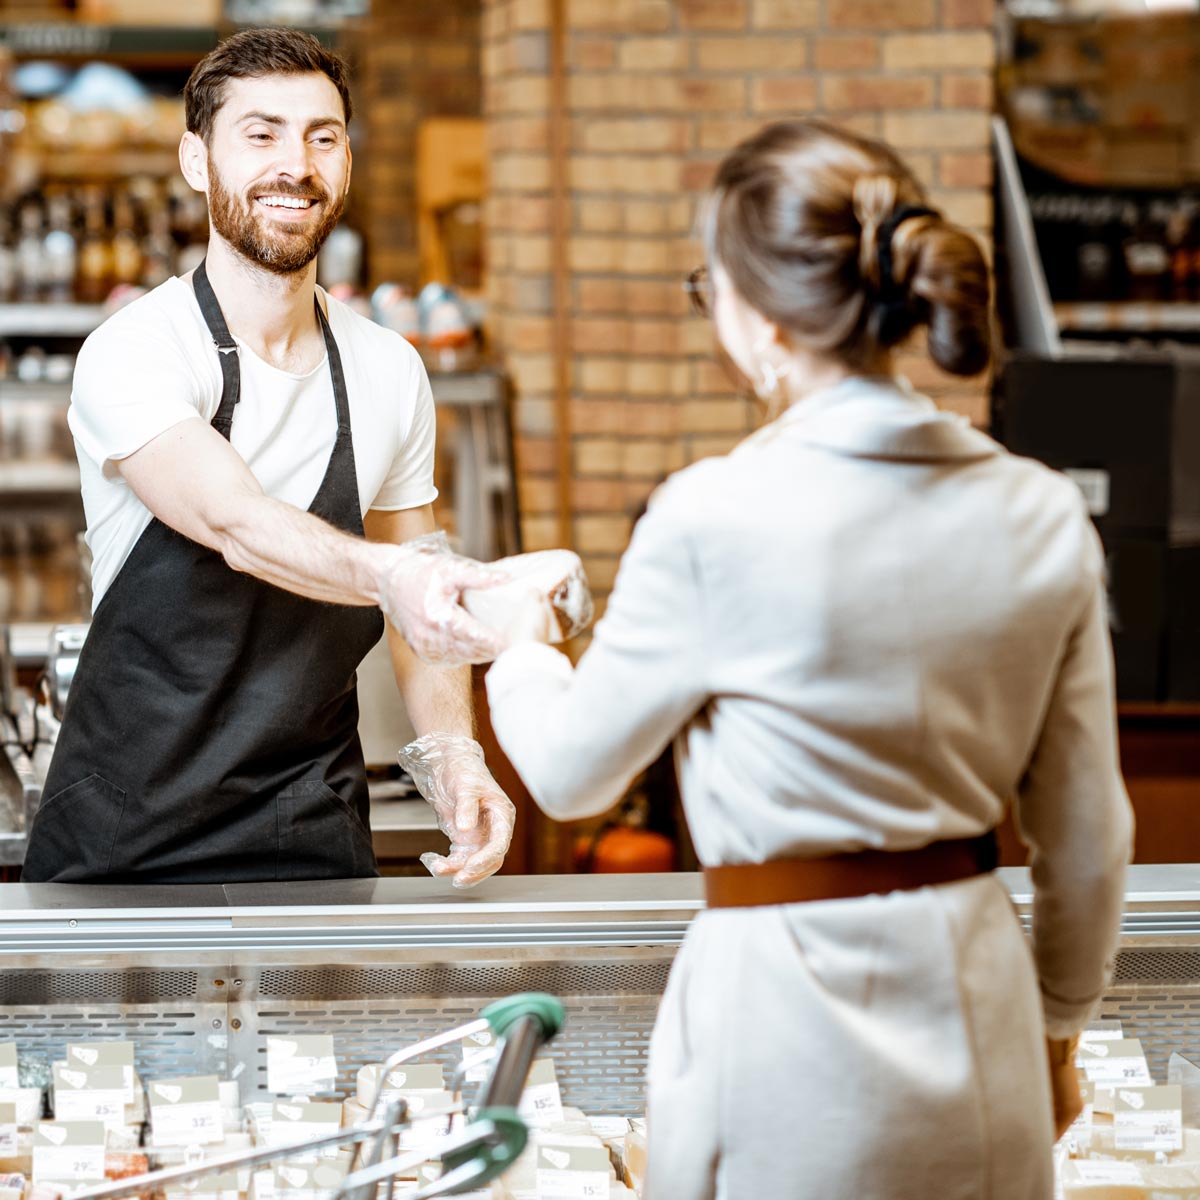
left=355, top=1, right=482, bottom=288
left=483, top=0, right=996, bottom=614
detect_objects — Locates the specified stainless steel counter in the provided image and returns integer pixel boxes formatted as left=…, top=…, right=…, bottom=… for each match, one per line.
left=0, top=874, right=700, bottom=1111
left=0, top=868, right=1198, bottom=1110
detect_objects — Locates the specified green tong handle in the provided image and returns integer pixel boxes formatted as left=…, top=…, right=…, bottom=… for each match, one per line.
left=434, top=1107, right=526, bottom=1195
left=480, top=992, right=566, bottom=1040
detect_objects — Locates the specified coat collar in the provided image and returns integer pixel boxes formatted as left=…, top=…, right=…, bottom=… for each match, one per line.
left=742, top=375, right=1000, bottom=463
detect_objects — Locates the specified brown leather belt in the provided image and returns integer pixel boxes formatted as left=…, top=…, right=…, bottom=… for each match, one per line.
left=703, top=831, right=999, bottom=909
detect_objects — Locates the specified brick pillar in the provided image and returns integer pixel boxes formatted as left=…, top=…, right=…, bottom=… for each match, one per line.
left=483, top=0, right=996, bottom=615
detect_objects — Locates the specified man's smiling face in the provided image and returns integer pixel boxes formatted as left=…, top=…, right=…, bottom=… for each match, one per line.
left=202, top=72, right=351, bottom=275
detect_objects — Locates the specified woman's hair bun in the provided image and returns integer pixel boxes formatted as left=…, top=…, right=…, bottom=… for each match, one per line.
left=898, top=218, right=992, bottom=377
left=709, top=119, right=993, bottom=378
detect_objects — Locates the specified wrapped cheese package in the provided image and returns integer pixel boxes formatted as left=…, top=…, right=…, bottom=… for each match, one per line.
left=463, top=550, right=593, bottom=648
left=1061, top=1160, right=1200, bottom=1197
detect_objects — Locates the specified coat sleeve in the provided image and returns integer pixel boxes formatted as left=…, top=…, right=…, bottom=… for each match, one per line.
left=1012, top=517, right=1134, bottom=1039
left=485, top=482, right=708, bottom=820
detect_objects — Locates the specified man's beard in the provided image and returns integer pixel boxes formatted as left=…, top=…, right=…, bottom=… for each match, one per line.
left=207, top=161, right=345, bottom=276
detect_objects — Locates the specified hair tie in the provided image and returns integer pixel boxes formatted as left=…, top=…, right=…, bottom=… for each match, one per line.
left=874, top=204, right=939, bottom=344
left=876, top=204, right=939, bottom=296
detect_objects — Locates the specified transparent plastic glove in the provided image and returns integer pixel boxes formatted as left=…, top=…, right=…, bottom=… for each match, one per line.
left=398, top=732, right=517, bottom=888
left=377, top=531, right=510, bottom=667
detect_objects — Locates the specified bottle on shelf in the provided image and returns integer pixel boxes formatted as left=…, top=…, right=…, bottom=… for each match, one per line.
left=110, top=191, right=142, bottom=289
left=76, top=187, right=114, bottom=305
left=140, top=196, right=176, bottom=290
left=1123, top=205, right=1172, bottom=304
left=42, top=193, right=77, bottom=305
left=1074, top=198, right=1117, bottom=303
left=0, top=211, right=15, bottom=304
left=14, top=200, right=45, bottom=303
left=1189, top=211, right=1200, bottom=304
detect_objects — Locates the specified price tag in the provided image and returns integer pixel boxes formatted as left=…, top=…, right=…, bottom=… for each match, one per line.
left=1076, top=1039, right=1153, bottom=1086
left=0, top=1086, right=44, bottom=1124
left=380, top=1064, right=444, bottom=1098
left=1114, top=1084, right=1183, bottom=1152
left=1080, top=1020, right=1124, bottom=1045
left=53, top=1064, right=127, bottom=1131
left=0, top=1046, right=18, bottom=1090
left=252, top=1169, right=276, bottom=1200
left=415, top=1161, right=489, bottom=1198
left=586, top=1117, right=630, bottom=1141
left=535, top=1144, right=610, bottom=1199
left=273, top=1160, right=344, bottom=1200
left=461, top=1029, right=496, bottom=1084
left=166, top=1169, right=242, bottom=1200
left=0, top=1102, right=17, bottom=1157
left=1061, top=1081, right=1094, bottom=1154
left=33, top=1121, right=107, bottom=1184
left=268, top=1102, right=342, bottom=1159
left=519, top=1058, right=564, bottom=1129
left=149, top=1075, right=224, bottom=1147
left=1072, top=1160, right=1145, bottom=1185
left=67, top=1042, right=136, bottom=1104
left=1064, top=468, right=1111, bottom=518
left=266, top=1037, right=337, bottom=1096
left=397, top=1095, right=461, bottom=1152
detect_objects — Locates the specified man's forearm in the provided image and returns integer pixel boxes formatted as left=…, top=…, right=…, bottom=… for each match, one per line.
left=385, top=624, right=474, bottom=737
left=215, top=491, right=400, bottom=607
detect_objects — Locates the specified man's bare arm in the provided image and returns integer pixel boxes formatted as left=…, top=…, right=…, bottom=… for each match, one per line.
left=116, top=417, right=506, bottom=662
left=119, top=418, right=391, bottom=604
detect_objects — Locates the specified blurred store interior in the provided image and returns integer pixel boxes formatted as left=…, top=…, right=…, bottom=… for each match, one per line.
left=0, top=0, right=1198, bottom=875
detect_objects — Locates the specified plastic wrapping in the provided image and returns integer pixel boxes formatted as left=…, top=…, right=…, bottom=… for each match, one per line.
left=397, top=733, right=516, bottom=889
left=376, top=532, right=509, bottom=667
left=462, top=550, right=594, bottom=648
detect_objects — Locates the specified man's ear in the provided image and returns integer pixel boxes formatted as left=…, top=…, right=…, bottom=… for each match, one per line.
left=179, top=131, right=209, bottom=194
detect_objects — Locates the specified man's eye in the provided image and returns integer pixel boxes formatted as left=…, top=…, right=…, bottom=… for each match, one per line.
left=249, top=132, right=272, bottom=142
left=313, top=136, right=336, bottom=147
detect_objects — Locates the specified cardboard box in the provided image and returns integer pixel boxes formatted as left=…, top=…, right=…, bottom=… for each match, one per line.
left=76, top=0, right=221, bottom=24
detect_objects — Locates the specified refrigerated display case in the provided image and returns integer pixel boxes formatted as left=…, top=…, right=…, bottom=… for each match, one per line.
left=1, top=868, right=1200, bottom=1102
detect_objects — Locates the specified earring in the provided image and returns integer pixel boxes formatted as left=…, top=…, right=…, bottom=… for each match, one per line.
left=755, top=357, right=793, bottom=421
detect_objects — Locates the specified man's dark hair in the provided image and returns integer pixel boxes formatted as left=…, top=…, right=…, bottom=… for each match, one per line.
left=184, top=28, right=352, bottom=142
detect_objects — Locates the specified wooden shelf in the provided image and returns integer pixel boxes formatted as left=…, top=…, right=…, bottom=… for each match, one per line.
left=0, top=304, right=105, bottom=338
left=1055, top=302, right=1200, bottom=334
left=1118, top=702, right=1200, bottom=721
left=0, top=24, right=341, bottom=65
left=36, top=148, right=180, bottom=181
left=0, top=460, right=80, bottom=495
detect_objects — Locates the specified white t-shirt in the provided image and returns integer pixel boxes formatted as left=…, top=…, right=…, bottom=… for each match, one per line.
left=69, top=276, right=438, bottom=608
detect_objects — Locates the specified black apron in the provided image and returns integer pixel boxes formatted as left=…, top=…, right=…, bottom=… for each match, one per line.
left=23, top=261, right=384, bottom=884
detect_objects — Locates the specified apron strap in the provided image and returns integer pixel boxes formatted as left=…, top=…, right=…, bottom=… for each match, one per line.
left=316, top=300, right=352, bottom=438
left=193, top=258, right=241, bottom=440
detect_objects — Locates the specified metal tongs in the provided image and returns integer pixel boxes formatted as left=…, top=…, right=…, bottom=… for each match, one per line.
left=343, top=991, right=565, bottom=1198
left=64, top=992, right=566, bottom=1200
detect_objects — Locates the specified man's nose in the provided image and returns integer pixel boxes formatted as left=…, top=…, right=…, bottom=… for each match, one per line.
left=271, top=133, right=317, bottom=181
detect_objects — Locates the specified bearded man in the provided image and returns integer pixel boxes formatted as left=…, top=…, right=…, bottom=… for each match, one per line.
left=23, top=29, right=518, bottom=887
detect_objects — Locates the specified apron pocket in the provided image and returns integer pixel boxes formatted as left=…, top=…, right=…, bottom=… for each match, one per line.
left=23, top=774, right=127, bottom=882
left=277, top=780, right=377, bottom=881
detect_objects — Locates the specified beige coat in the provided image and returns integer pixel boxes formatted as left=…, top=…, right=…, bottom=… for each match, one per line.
left=486, top=375, right=1133, bottom=1199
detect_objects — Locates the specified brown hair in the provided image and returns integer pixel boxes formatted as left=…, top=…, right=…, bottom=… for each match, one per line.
left=184, top=28, right=352, bottom=143
left=707, top=119, right=991, bottom=377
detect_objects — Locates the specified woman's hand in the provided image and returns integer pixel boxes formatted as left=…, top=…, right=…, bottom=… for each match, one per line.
left=1047, top=1036, right=1083, bottom=1141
